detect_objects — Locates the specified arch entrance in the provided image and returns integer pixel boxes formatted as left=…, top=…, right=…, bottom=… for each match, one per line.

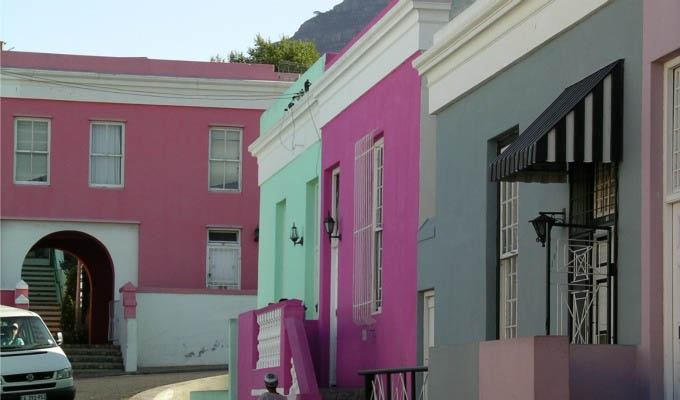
left=21, top=231, right=114, bottom=344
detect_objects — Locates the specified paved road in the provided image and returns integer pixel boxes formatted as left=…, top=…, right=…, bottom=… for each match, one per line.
left=74, top=370, right=225, bottom=400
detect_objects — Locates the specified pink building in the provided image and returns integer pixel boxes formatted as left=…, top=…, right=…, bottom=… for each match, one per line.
left=642, top=0, right=680, bottom=397
left=0, top=50, right=293, bottom=370
left=239, top=1, right=451, bottom=397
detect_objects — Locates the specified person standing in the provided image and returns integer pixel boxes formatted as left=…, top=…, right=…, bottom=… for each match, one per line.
left=258, top=373, right=286, bottom=400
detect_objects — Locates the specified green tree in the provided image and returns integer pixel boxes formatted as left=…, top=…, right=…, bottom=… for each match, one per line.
left=212, top=34, right=320, bottom=73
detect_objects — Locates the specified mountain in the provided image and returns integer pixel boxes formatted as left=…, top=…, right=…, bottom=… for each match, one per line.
left=292, top=0, right=391, bottom=55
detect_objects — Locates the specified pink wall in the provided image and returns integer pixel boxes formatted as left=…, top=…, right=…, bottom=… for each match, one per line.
left=1, top=290, right=16, bottom=306
left=319, top=53, right=422, bottom=387
left=479, top=337, right=569, bottom=400
left=640, top=0, right=680, bottom=398
left=1, top=97, right=261, bottom=291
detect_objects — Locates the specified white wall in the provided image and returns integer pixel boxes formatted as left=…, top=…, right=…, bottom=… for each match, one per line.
left=135, top=292, right=256, bottom=367
left=0, top=219, right=139, bottom=299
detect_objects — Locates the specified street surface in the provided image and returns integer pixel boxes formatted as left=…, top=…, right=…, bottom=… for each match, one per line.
left=74, top=370, right=225, bottom=400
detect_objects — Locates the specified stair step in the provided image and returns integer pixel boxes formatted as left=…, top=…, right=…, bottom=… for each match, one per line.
left=68, top=355, right=123, bottom=363
left=320, top=388, right=364, bottom=400
left=70, top=362, right=124, bottom=370
left=64, top=349, right=121, bottom=357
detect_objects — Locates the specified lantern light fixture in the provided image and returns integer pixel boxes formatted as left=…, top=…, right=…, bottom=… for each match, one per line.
left=290, top=223, right=303, bottom=246
left=323, top=213, right=341, bottom=241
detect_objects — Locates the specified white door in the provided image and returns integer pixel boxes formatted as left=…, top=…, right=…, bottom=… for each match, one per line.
left=423, top=291, right=435, bottom=400
left=330, top=168, right=340, bottom=386
left=674, top=202, right=680, bottom=397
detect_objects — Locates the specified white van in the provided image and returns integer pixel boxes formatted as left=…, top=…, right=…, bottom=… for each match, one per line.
left=0, top=305, right=75, bottom=400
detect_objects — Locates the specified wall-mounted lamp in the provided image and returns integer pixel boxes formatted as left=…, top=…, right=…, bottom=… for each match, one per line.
left=290, top=223, right=304, bottom=246
left=323, top=213, right=341, bottom=241
left=529, top=212, right=563, bottom=247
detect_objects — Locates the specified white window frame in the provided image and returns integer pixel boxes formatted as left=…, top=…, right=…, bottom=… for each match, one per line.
left=372, top=138, right=384, bottom=314
left=208, top=127, right=242, bottom=192
left=499, top=148, right=519, bottom=339
left=662, top=55, right=680, bottom=398
left=89, top=121, right=125, bottom=188
left=667, top=57, right=680, bottom=199
left=206, top=229, right=241, bottom=290
left=14, top=117, right=51, bottom=185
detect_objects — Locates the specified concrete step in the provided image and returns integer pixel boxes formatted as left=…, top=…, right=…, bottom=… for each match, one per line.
left=63, top=347, right=121, bottom=356
left=68, top=354, right=123, bottom=364
left=70, top=361, right=124, bottom=370
left=320, top=388, right=364, bottom=400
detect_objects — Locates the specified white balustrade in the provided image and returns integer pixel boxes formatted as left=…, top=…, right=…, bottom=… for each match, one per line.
left=256, top=307, right=282, bottom=369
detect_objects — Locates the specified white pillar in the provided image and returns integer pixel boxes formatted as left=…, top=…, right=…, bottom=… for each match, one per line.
left=124, top=318, right=138, bottom=372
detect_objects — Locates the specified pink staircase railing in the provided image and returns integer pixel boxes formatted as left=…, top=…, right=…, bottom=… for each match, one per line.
left=238, top=299, right=321, bottom=400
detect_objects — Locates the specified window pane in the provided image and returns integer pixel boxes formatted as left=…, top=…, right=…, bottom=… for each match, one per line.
left=16, top=121, right=33, bottom=151
left=91, top=156, right=121, bottom=185
left=210, top=161, right=225, bottom=189
left=210, top=130, right=226, bottom=159
left=225, top=138, right=240, bottom=160
left=226, top=130, right=240, bottom=142
left=92, top=124, right=122, bottom=155
left=33, top=121, right=48, bottom=151
left=224, top=162, right=240, bottom=190
left=15, top=153, right=31, bottom=181
left=108, top=125, right=122, bottom=154
left=209, top=231, right=238, bottom=242
left=31, top=154, right=48, bottom=182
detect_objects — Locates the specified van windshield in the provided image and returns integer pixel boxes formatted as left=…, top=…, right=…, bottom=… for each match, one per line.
left=1, top=316, right=56, bottom=352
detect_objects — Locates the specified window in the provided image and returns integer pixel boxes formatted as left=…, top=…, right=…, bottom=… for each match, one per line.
left=373, top=139, right=384, bottom=313
left=352, top=133, right=382, bottom=324
left=672, top=65, right=680, bottom=193
left=209, top=127, right=241, bottom=191
left=499, top=176, right=518, bottom=339
left=14, top=118, right=50, bottom=184
left=90, top=122, right=124, bottom=187
left=207, top=229, right=241, bottom=289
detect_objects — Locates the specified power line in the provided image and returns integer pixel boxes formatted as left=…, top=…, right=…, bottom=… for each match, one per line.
left=0, top=70, right=301, bottom=102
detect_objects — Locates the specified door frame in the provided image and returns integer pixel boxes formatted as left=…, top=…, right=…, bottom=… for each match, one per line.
left=329, top=167, right=340, bottom=386
left=662, top=55, right=680, bottom=399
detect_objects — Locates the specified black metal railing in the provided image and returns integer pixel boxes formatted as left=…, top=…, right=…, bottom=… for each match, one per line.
left=358, top=366, right=428, bottom=400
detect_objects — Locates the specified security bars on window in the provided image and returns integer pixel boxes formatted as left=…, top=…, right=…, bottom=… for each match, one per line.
left=209, top=128, right=241, bottom=191
left=353, top=133, right=380, bottom=325
left=15, top=118, right=50, bottom=184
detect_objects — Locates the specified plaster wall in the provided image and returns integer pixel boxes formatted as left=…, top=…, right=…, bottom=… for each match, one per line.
left=135, top=291, right=255, bottom=367
left=641, top=0, right=680, bottom=398
left=0, top=98, right=261, bottom=291
left=0, top=219, right=138, bottom=299
left=419, top=0, right=642, bottom=357
left=257, top=141, right=322, bottom=320
left=321, top=54, right=421, bottom=387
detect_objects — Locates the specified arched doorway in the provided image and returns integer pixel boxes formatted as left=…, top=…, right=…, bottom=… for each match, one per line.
left=22, top=231, right=114, bottom=344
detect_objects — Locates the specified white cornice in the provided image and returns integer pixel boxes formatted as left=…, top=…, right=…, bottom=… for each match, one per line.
left=249, top=0, right=451, bottom=183
left=413, top=0, right=611, bottom=114
left=0, top=67, right=292, bottom=110
left=248, top=93, right=321, bottom=185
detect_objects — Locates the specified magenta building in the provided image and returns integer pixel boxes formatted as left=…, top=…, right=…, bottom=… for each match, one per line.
left=0, top=50, right=293, bottom=370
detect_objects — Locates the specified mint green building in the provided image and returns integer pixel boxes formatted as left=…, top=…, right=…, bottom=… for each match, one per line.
left=250, top=55, right=327, bottom=320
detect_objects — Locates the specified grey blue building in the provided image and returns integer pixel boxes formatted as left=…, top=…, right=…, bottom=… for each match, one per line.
left=414, top=0, right=645, bottom=398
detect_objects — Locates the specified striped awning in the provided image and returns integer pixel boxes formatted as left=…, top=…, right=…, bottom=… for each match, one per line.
left=490, top=60, right=623, bottom=182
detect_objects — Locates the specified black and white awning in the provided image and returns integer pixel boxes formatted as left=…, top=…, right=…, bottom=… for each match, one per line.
left=490, top=60, right=623, bottom=182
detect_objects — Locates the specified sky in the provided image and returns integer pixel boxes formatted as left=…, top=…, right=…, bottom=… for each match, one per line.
left=0, top=0, right=342, bottom=62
